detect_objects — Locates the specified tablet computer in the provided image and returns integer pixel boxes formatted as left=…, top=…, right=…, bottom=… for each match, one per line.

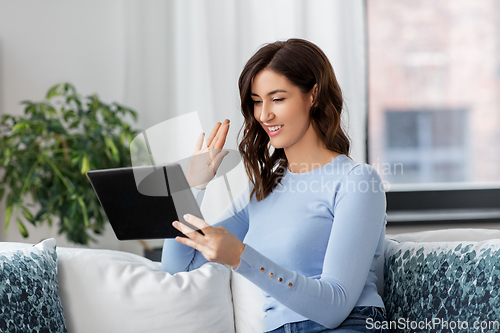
left=87, top=163, right=204, bottom=240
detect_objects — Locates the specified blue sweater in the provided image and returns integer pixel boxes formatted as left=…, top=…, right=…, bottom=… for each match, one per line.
left=161, top=154, right=387, bottom=331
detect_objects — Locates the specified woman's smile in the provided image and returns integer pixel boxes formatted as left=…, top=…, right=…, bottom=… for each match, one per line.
left=266, top=124, right=284, bottom=136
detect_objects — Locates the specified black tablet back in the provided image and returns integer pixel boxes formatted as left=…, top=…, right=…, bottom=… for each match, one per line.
left=87, top=164, right=203, bottom=240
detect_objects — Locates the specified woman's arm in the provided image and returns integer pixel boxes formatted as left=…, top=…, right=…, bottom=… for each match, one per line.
left=161, top=186, right=250, bottom=274
left=161, top=120, right=232, bottom=274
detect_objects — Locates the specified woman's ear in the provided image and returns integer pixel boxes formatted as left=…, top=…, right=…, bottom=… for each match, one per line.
left=310, top=84, right=318, bottom=105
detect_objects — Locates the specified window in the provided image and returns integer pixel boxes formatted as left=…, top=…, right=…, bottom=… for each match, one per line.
left=385, top=109, right=468, bottom=183
left=366, top=0, right=500, bottom=224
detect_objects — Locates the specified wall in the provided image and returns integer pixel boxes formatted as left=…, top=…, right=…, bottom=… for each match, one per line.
left=0, top=0, right=154, bottom=254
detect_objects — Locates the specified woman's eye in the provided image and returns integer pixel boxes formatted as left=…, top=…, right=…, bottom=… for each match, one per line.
left=253, top=100, right=262, bottom=105
left=273, top=98, right=284, bottom=103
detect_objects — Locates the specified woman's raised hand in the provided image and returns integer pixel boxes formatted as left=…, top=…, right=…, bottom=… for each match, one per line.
left=172, top=214, right=245, bottom=269
left=185, top=119, right=230, bottom=190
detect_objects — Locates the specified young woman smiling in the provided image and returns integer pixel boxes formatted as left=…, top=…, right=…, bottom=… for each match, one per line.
left=161, top=39, right=390, bottom=333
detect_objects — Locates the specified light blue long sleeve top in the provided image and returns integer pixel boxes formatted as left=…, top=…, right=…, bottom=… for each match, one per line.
left=161, top=154, right=387, bottom=331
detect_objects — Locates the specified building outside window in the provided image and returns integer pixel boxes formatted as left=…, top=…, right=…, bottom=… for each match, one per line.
left=367, top=0, right=500, bottom=187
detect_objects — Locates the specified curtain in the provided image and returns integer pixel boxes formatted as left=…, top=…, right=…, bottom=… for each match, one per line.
left=121, top=0, right=367, bottom=224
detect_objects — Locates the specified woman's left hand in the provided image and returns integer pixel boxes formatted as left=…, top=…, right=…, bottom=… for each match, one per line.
left=173, top=214, right=245, bottom=269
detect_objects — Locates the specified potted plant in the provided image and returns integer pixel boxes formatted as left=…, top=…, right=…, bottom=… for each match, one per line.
left=0, top=83, right=139, bottom=245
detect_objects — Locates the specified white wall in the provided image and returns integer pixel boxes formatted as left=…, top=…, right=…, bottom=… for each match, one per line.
left=0, top=0, right=126, bottom=116
left=0, top=0, right=156, bottom=254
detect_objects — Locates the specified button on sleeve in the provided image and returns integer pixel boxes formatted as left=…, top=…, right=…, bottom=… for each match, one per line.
left=233, top=244, right=299, bottom=302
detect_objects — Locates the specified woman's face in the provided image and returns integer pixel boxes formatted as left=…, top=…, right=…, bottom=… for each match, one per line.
left=251, top=69, right=315, bottom=150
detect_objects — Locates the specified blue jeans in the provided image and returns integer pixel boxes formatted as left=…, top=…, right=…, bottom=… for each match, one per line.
left=265, top=306, right=391, bottom=333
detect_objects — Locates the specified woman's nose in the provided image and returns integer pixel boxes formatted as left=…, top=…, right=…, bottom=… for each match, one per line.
left=259, top=103, right=274, bottom=123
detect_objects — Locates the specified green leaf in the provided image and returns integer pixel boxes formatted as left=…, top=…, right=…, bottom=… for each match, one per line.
left=22, top=207, right=35, bottom=226
left=103, top=146, right=113, bottom=161
left=80, top=154, right=90, bottom=175
left=63, top=110, right=77, bottom=122
left=71, top=152, right=82, bottom=167
left=12, top=121, right=29, bottom=132
left=41, top=102, right=57, bottom=116
left=63, top=216, right=71, bottom=229
left=48, top=119, right=66, bottom=135
left=21, top=102, right=37, bottom=116
left=78, top=197, right=89, bottom=228
left=0, top=187, right=5, bottom=202
left=43, top=156, right=76, bottom=193
left=63, top=83, right=77, bottom=95
left=68, top=200, right=77, bottom=218
left=34, top=207, right=48, bottom=222
left=129, top=109, right=138, bottom=121
left=18, top=158, right=39, bottom=203
left=46, top=84, right=61, bottom=99
left=17, top=218, right=29, bottom=238
left=104, top=137, right=120, bottom=163
left=4, top=194, right=13, bottom=232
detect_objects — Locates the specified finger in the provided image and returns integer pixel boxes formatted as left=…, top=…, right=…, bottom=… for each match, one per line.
left=172, top=220, right=204, bottom=241
left=193, top=132, right=205, bottom=154
left=205, top=122, right=222, bottom=147
left=211, top=120, right=230, bottom=150
left=183, top=214, right=212, bottom=234
left=175, top=235, right=203, bottom=252
left=213, top=120, right=230, bottom=149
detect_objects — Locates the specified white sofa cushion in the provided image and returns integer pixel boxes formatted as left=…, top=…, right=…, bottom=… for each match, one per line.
left=231, top=271, right=266, bottom=333
left=387, top=227, right=500, bottom=243
left=56, top=247, right=235, bottom=333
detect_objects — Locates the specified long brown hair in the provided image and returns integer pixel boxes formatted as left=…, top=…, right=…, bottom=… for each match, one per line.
left=238, top=38, right=350, bottom=201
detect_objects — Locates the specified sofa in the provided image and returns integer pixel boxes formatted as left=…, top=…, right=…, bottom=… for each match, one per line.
left=1, top=227, right=500, bottom=333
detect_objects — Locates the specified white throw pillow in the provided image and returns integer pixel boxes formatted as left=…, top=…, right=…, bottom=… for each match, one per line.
left=231, top=271, right=266, bottom=333
left=56, top=247, right=235, bottom=333
left=387, top=227, right=500, bottom=243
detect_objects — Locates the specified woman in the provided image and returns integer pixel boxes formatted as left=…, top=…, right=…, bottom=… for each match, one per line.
left=161, top=38, right=390, bottom=333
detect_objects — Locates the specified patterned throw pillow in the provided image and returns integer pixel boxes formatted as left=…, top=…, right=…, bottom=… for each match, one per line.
left=0, top=238, right=67, bottom=333
left=384, top=239, right=500, bottom=332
